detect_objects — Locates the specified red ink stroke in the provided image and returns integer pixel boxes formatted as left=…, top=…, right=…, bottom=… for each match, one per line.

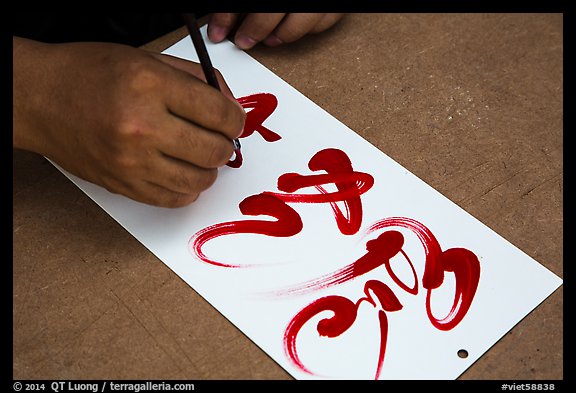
left=227, top=146, right=243, bottom=169
left=265, top=148, right=374, bottom=235
left=368, top=217, right=480, bottom=330
left=226, top=93, right=281, bottom=168
left=189, top=193, right=303, bottom=268
left=192, top=148, right=373, bottom=270
left=425, top=247, right=481, bottom=330
left=237, top=93, right=281, bottom=142
left=274, top=229, right=418, bottom=297
left=283, top=217, right=480, bottom=378
left=284, top=280, right=402, bottom=379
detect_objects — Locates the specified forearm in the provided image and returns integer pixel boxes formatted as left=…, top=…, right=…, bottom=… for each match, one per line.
left=13, top=36, right=59, bottom=154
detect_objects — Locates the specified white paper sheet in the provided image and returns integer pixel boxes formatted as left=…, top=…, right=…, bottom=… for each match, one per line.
left=51, top=27, right=562, bottom=380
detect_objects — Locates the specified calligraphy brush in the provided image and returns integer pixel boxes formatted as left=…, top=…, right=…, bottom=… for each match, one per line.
left=182, top=13, right=242, bottom=155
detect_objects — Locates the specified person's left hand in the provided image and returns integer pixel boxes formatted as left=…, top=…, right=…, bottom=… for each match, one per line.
left=207, top=13, right=345, bottom=50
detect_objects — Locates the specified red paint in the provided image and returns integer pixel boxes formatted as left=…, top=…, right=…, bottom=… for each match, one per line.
left=284, top=280, right=402, bottom=379
left=227, top=93, right=281, bottom=168
left=425, top=247, right=481, bottom=330
left=275, top=229, right=418, bottom=297
left=189, top=193, right=302, bottom=268
left=227, top=146, right=243, bottom=169
left=367, top=217, right=480, bottom=330
left=195, top=148, right=373, bottom=268
left=283, top=217, right=480, bottom=378
left=266, top=148, right=374, bottom=235
left=191, top=136, right=482, bottom=377
left=237, top=93, right=281, bottom=142
left=367, top=217, right=443, bottom=290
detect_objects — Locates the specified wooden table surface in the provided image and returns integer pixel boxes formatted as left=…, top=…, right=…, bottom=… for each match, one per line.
left=13, top=13, right=563, bottom=380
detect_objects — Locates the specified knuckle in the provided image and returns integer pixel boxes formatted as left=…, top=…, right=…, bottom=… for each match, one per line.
left=197, top=168, right=219, bottom=190
left=168, top=192, right=199, bottom=208
left=208, top=93, right=230, bottom=122
left=177, top=124, right=232, bottom=168
left=111, top=152, right=138, bottom=174
left=205, top=138, right=234, bottom=167
left=209, top=96, right=245, bottom=137
left=113, top=113, right=156, bottom=147
left=116, top=115, right=143, bottom=138
left=173, top=167, right=195, bottom=191
left=172, top=167, right=218, bottom=194
left=120, top=57, right=161, bottom=92
left=162, top=171, right=216, bottom=207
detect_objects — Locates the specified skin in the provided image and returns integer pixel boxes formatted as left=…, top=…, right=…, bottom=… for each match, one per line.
left=13, top=13, right=345, bottom=208
left=13, top=37, right=246, bottom=208
left=208, top=13, right=345, bottom=49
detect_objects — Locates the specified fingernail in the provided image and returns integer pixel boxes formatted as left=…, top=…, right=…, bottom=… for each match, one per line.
left=264, top=35, right=283, bottom=47
left=208, top=25, right=228, bottom=42
left=235, top=35, right=257, bottom=50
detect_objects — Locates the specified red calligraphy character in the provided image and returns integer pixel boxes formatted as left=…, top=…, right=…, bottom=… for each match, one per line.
left=191, top=148, right=373, bottom=269
left=189, top=193, right=302, bottom=268
left=368, top=217, right=480, bottom=330
left=284, top=279, right=402, bottom=379
left=237, top=93, right=281, bottom=142
left=228, top=93, right=281, bottom=168
left=273, top=229, right=417, bottom=297
left=266, top=148, right=374, bottom=235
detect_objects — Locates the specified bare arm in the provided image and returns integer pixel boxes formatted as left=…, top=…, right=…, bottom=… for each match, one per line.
left=13, top=36, right=245, bottom=207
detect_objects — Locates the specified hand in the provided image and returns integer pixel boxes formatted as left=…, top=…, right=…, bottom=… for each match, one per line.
left=207, top=13, right=345, bottom=50
left=13, top=37, right=246, bottom=208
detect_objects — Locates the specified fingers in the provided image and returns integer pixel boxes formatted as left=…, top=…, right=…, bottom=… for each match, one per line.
left=106, top=170, right=211, bottom=208
left=232, top=13, right=287, bottom=50
left=207, top=13, right=242, bottom=43
left=109, top=181, right=200, bottom=208
left=158, top=114, right=235, bottom=169
left=102, top=138, right=220, bottom=208
left=153, top=56, right=245, bottom=142
left=265, top=13, right=345, bottom=46
left=143, top=58, right=244, bottom=205
left=262, top=13, right=324, bottom=46
left=142, top=155, right=218, bottom=204
left=151, top=154, right=219, bottom=195
left=111, top=54, right=244, bottom=207
left=103, top=125, right=227, bottom=208
left=311, top=13, right=346, bottom=34
left=152, top=52, right=242, bottom=107
left=207, top=13, right=345, bottom=50
left=138, top=183, right=201, bottom=208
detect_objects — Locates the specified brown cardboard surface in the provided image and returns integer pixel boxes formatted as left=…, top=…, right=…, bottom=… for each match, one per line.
left=13, top=13, right=563, bottom=380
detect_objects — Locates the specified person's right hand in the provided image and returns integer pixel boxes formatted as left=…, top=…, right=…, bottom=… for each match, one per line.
left=13, top=37, right=246, bottom=208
